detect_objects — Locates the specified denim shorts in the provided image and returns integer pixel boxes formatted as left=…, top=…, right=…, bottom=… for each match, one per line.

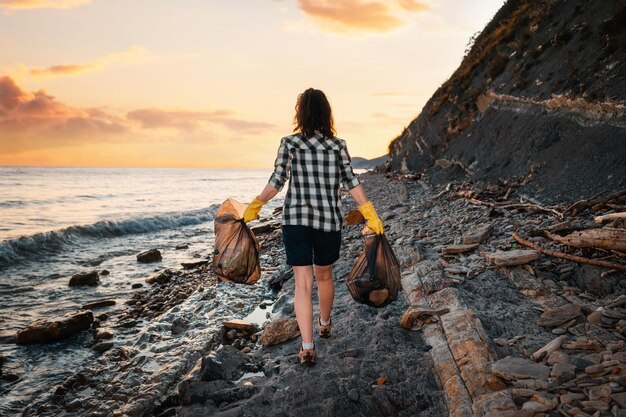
left=281, top=225, right=341, bottom=266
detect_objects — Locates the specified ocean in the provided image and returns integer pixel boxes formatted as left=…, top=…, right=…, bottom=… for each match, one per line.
left=0, top=166, right=283, bottom=415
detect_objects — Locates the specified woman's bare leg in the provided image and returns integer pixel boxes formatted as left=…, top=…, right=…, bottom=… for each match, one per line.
left=314, top=264, right=334, bottom=323
left=293, top=265, right=314, bottom=344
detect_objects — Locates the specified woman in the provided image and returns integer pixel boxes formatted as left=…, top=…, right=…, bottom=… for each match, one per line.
left=243, top=88, right=383, bottom=367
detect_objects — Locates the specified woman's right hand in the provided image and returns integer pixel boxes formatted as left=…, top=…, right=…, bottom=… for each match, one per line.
left=243, top=197, right=266, bottom=222
left=358, top=201, right=384, bottom=234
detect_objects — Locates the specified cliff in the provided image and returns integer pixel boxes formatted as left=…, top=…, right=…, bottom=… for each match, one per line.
left=388, top=0, right=626, bottom=202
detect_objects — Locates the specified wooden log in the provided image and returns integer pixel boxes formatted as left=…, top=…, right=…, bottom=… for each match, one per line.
left=595, top=212, right=626, bottom=224
left=512, top=233, right=626, bottom=272
left=443, top=243, right=480, bottom=254
left=545, top=228, right=626, bottom=251
left=531, top=335, right=566, bottom=360
left=484, top=249, right=540, bottom=266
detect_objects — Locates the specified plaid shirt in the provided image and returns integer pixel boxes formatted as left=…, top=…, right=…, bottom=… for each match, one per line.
left=268, top=132, right=361, bottom=232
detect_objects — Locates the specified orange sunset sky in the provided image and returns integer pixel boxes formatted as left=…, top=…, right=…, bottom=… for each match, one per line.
left=0, top=0, right=502, bottom=168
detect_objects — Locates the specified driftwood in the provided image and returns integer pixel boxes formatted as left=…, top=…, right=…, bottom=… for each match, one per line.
left=563, top=190, right=626, bottom=216
left=483, top=249, right=540, bottom=266
left=512, top=233, right=626, bottom=272
left=466, top=198, right=563, bottom=219
left=545, top=227, right=626, bottom=252
left=532, top=335, right=566, bottom=360
left=595, top=212, right=626, bottom=224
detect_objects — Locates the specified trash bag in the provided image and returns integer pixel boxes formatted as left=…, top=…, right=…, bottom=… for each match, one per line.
left=211, top=198, right=261, bottom=285
left=347, top=233, right=401, bottom=307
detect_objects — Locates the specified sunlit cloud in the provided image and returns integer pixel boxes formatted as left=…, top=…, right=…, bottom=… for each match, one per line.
left=7, top=46, right=152, bottom=79
left=296, top=0, right=430, bottom=34
left=0, top=0, right=91, bottom=10
left=0, top=76, right=275, bottom=155
left=127, top=108, right=274, bottom=133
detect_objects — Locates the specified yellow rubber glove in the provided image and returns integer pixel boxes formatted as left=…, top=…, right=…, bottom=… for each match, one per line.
left=358, top=201, right=384, bottom=234
left=243, top=197, right=266, bottom=222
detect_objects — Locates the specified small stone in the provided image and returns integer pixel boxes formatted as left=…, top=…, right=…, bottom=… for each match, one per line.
left=93, top=342, right=114, bottom=353
left=376, top=376, right=388, bottom=385
left=615, top=376, right=626, bottom=387
left=586, top=384, right=611, bottom=401
left=579, top=400, right=609, bottom=412
left=552, top=327, right=567, bottom=335
left=226, top=329, right=237, bottom=340
left=612, top=392, right=626, bottom=408
left=348, top=389, right=360, bottom=402
left=492, top=356, right=550, bottom=381
left=521, top=400, right=548, bottom=412
left=587, top=310, right=603, bottom=326
left=340, top=349, right=358, bottom=358
left=65, top=398, right=82, bottom=411
left=260, top=318, right=299, bottom=347
left=1, top=373, right=19, bottom=382
left=585, top=364, right=604, bottom=375
left=69, top=271, right=100, bottom=286
left=223, top=319, right=254, bottom=332
left=131, top=283, right=143, bottom=289
left=547, top=351, right=570, bottom=365
left=136, top=248, right=162, bottom=263
left=537, top=304, right=582, bottom=328
left=94, top=328, right=113, bottom=341
left=463, top=223, right=493, bottom=244
left=100, top=270, right=110, bottom=275
left=551, top=362, right=576, bottom=383
left=16, top=310, right=94, bottom=344
left=484, top=249, right=540, bottom=266
left=175, top=243, right=189, bottom=250
left=442, top=244, right=479, bottom=254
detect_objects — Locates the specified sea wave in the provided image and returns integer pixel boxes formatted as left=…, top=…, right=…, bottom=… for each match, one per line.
left=0, top=205, right=220, bottom=268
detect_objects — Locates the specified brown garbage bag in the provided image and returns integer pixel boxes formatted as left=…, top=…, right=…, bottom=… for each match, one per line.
left=211, top=198, right=261, bottom=284
left=347, top=233, right=401, bottom=307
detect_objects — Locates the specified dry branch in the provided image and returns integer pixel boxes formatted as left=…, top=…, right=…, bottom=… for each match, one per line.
left=545, top=228, right=626, bottom=252
left=467, top=198, right=563, bottom=219
left=564, top=190, right=626, bottom=216
left=512, top=233, right=626, bottom=271
left=595, top=212, right=626, bottom=224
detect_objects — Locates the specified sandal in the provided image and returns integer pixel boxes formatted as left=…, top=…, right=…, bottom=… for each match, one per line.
left=318, top=316, right=332, bottom=339
left=298, top=345, right=317, bottom=367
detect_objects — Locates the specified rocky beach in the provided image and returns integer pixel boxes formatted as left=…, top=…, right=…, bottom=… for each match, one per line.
left=3, top=170, right=622, bottom=417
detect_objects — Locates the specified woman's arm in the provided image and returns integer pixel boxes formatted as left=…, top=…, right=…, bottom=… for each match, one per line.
left=348, top=184, right=368, bottom=205
left=257, top=183, right=279, bottom=203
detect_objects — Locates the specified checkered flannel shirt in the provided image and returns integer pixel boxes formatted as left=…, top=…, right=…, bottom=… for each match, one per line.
left=268, top=132, right=361, bottom=232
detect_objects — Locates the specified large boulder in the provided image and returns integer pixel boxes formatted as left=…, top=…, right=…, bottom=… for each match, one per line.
left=16, top=310, right=94, bottom=344
left=69, top=271, right=100, bottom=286
left=137, top=249, right=162, bottom=263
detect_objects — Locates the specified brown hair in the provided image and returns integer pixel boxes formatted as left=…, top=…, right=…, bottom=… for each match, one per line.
left=293, top=88, right=335, bottom=139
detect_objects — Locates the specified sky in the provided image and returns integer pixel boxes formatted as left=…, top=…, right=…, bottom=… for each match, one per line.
left=0, top=0, right=504, bottom=168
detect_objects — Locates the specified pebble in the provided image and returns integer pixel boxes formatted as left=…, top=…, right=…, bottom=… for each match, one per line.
left=347, top=389, right=360, bottom=402
left=585, top=364, right=604, bottom=375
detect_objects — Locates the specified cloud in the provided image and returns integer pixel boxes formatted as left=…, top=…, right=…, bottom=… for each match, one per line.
left=0, top=0, right=91, bottom=10
left=0, top=76, right=275, bottom=155
left=296, top=0, right=429, bottom=34
left=127, top=108, right=275, bottom=134
left=9, top=46, right=152, bottom=79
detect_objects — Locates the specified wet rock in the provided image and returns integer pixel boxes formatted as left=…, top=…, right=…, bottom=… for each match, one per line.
left=484, top=249, right=540, bottom=266
left=259, top=317, right=299, bottom=347
left=1, top=373, right=19, bottom=382
left=94, top=328, right=113, bottom=341
left=82, top=299, right=116, bottom=310
left=175, top=243, right=190, bottom=250
left=347, top=388, right=360, bottom=402
left=171, top=318, right=189, bottom=335
left=223, top=319, right=254, bottom=332
left=146, top=269, right=172, bottom=284
left=250, top=223, right=278, bottom=235
left=575, top=264, right=616, bottom=297
left=137, top=249, right=162, bottom=263
left=94, top=342, right=114, bottom=353
left=181, top=260, right=208, bottom=269
left=509, top=269, right=544, bottom=297
left=547, top=351, right=569, bottom=365
left=64, top=398, right=83, bottom=412
left=612, top=392, right=626, bottom=408
left=132, top=283, right=143, bottom=289
left=491, top=356, right=550, bottom=381
left=100, top=269, right=110, bottom=275
left=16, top=310, right=94, bottom=344
left=463, top=223, right=493, bottom=244
left=69, top=271, right=100, bottom=286
left=537, top=303, right=582, bottom=328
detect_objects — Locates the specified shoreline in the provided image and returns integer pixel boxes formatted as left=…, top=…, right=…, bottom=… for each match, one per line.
left=6, top=171, right=626, bottom=416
